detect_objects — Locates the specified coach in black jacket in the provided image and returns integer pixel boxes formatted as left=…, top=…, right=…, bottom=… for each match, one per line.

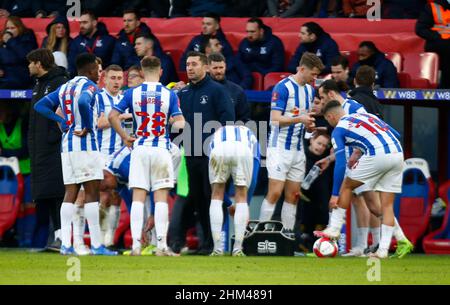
left=27, top=49, right=68, bottom=249
left=176, top=51, right=235, bottom=255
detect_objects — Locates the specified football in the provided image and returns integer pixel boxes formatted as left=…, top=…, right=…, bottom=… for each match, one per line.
left=313, top=237, right=338, bottom=258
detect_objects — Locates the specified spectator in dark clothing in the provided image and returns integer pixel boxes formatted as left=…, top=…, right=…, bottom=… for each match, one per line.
left=134, top=34, right=178, bottom=85
left=331, top=55, right=353, bottom=90
left=0, top=16, right=38, bottom=89
left=26, top=49, right=68, bottom=249
left=349, top=65, right=383, bottom=119
left=267, top=0, right=304, bottom=17
left=82, top=0, right=116, bottom=17
left=189, top=0, right=230, bottom=17
left=383, top=0, right=426, bottom=19
left=41, top=15, right=72, bottom=69
left=175, top=51, right=235, bottom=254
left=238, top=18, right=285, bottom=76
left=230, top=0, right=267, bottom=17
left=416, top=0, right=450, bottom=89
left=349, top=41, right=399, bottom=88
left=111, top=9, right=163, bottom=70
left=288, top=22, right=340, bottom=75
left=208, top=52, right=251, bottom=123
left=0, top=0, right=32, bottom=17
left=179, top=14, right=234, bottom=71
left=32, top=0, right=67, bottom=18
left=68, top=11, right=116, bottom=76
left=201, top=36, right=253, bottom=90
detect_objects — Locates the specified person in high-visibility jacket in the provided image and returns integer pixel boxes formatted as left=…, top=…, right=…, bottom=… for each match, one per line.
left=416, top=0, right=450, bottom=88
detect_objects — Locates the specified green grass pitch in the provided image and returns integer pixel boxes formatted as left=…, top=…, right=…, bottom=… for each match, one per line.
left=1, top=249, right=449, bottom=285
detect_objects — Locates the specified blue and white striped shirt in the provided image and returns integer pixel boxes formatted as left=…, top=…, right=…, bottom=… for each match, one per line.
left=114, top=82, right=182, bottom=150
left=38, top=76, right=99, bottom=152
left=209, top=125, right=261, bottom=161
left=268, top=76, right=314, bottom=151
left=331, top=113, right=403, bottom=195
left=96, top=89, right=124, bottom=155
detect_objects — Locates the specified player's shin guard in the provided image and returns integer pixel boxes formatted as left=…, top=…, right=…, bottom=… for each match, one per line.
left=60, top=202, right=75, bottom=248
left=84, top=202, right=103, bottom=248
left=154, top=202, right=169, bottom=250
left=105, top=205, right=120, bottom=246
left=130, top=201, right=144, bottom=250
left=393, top=217, right=407, bottom=241
left=281, top=201, right=296, bottom=230
left=259, top=199, right=275, bottom=221
left=380, top=224, right=395, bottom=252
left=233, top=202, right=249, bottom=252
left=72, top=205, right=85, bottom=247
left=209, top=200, right=224, bottom=252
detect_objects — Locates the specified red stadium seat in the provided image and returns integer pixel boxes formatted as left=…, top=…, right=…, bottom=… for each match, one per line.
left=385, top=52, right=402, bottom=73
left=423, top=180, right=450, bottom=254
left=251, top=72, right=263, bottom=91
left=284, top=49, right=292, bottom=71
left=0, top=157, right=24, bottom=239
left=397, top=72, right=411, bottom=88
left=403, top=52, right=440, bottom=89
left=393, top=158, right=435, bottom=247
left=166, top=49, right=183, bottom=72
left=263, top=72, right=290, bottom=91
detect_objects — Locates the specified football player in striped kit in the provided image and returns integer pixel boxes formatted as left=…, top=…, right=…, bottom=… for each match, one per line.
left=259, top=52, right=323, bottom=231
left=34, top=53, right=117, bottom=255
left=208, top=125, right=261, bottom=256
left=315, top=100, right=411, bottom=258
left=109, top=56, right=185, bottom=256
left=95, top=64, right=130, bottom=248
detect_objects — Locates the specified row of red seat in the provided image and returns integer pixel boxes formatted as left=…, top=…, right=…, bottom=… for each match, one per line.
left=169, top=50, right=439, bottom=90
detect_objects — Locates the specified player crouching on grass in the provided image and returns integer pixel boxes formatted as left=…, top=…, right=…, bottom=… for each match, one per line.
left=314, top=100, right=413, bottom=258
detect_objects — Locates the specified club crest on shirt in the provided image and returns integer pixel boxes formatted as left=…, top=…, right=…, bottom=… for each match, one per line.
left=260, top=47, right=267, bottom=54
left=200, top=95, right=208, bottom=105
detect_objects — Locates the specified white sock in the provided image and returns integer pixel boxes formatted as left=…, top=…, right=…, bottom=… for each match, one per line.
left=54, top=229, right=61, bottom=241
left=106, top=205, right=120, bottom=245
left=259, top=198, right=275, bottom=221
left=380, top=224, right=395, bottom=251
left=209, top=199, right=224, bottom=252
left=370, top=227, right=381, bottom=246
left=130, top=201, right=144, bottom=250
left=60, top=202, right=75, bottom=248
left=151, top=227, right=157, bottom=246
left=357, top=227, right=369, bottom=249
left=393, top=217, right=407, bottom=241
left=233, top=202, right=249, bottom=252
left=329, top=207, right=346, bottom=230
left=72, top=205, right=85, bottom=247
left=281, top=201, right=296, bottom=230
left=155, top=202, right=169, bottom=250
left=84, top=202, right=102, bottom=249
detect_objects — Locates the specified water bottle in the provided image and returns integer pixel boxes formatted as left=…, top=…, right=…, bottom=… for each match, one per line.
left=302, top=165, right=321, bottom=190
left=123, top=118, right=134, bottom=136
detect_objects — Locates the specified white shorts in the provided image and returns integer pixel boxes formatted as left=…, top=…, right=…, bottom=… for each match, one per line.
left=129, top=146, right=174, bottom=192
left=99, top=152, right=115, bottom=169
left=209, top=142, right=253, bottom=188
left=347, top=152, right=404, bottom=193
left=345, top=167, right=372, bottom=195
left=266, top=147, right=305, bottom=183
left=169, top=144, right=181, bottom=183
left=61, top=151, right=104, bottom=185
